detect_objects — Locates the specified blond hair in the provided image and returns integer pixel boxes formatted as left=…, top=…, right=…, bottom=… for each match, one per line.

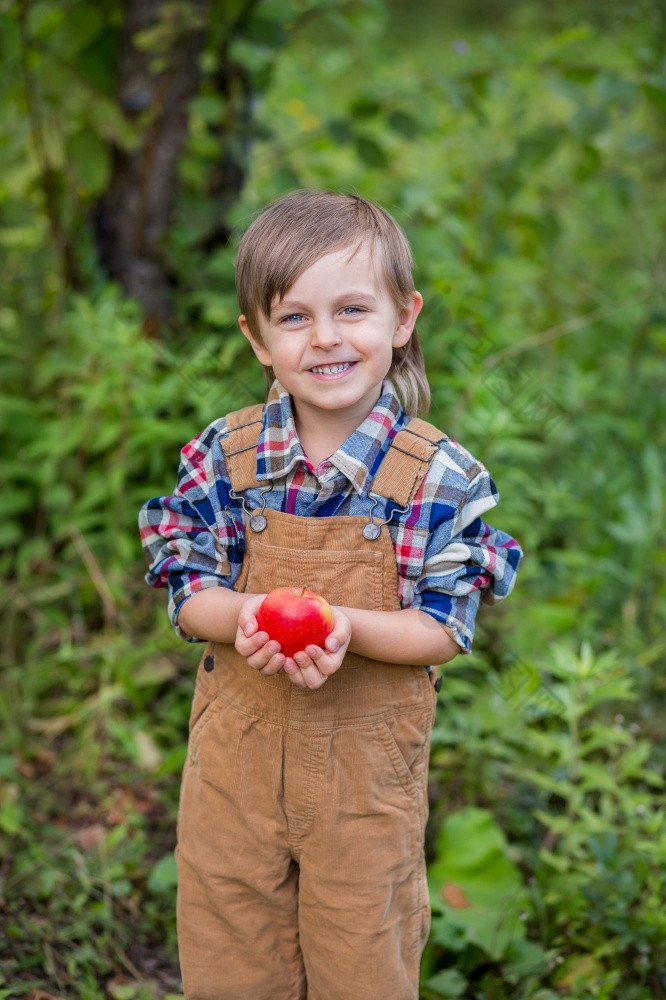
left=235, top=190, right=430, bottom=415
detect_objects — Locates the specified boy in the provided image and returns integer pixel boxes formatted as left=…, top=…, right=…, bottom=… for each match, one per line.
left=139, top=190, right=522, bottom=999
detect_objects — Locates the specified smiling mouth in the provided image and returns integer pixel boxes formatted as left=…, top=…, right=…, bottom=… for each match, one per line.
left=309, top=362, right=356, bottom=375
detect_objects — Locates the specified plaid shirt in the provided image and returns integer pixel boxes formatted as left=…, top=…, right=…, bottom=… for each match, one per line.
left=139, top=380, right=522, bottom=653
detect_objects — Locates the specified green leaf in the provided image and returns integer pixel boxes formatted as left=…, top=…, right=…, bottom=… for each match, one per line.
left=514, top=126, right=561, bottom=170
left=387, top=109, right=421, bottom=138
left=0, top=799, right=25, bottom=837
left=189, top=94, right=225, bottom=124
left=27, top=2, right=66, bottom=40
left=328, top=118, right=352, bottom=144
left=428, top=808, right=528, bottom=960
left=543, top=24, right=593, bottom=56
left=0, top=523, right=22, bottom=549
left=244, top=17, right=287, bottom=48
left=350, top=97, right=382, bottom=118
left=147, top=851, right=178, bottom=894
left=642, top=80, right=666, bottom=114
left=569, top=105, right=609, bottom=140
left=422, top=967, right=467, bottom=998
left=107, top=982, right=143, bottom=1000
left=354, top=134, right=388, bottom=168
left=553, top=954, right=604, bottom=990
left=503, top=938, right=554, bottom=980
left=156, top=745, right=188, bottom=777
left=0, top=756, right=16, bottom=780
left=66, top=130, right=111, bottom=196
left=576, top=142, right=603, bottom=180
left=41, top=4, right=106, bottom=59
left=596, top=73, right=638, bottom=108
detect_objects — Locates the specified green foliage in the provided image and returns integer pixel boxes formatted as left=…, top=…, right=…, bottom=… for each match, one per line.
left=1, top=0, right=665, bottom=997
left=424, top=640, right=665, bottom=996
left=428, top=807, right=529, bottom=961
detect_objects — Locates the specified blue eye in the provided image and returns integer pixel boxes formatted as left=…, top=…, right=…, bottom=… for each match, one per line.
left=282, top=314, right=304, bottom=324
left=342, top=306, right=361, bottom=315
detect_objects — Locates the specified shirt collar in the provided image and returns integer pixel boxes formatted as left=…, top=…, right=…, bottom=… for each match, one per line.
left=256, top=379, right=406, bottom=494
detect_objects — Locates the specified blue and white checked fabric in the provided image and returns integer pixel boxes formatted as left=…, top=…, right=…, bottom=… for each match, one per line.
left=139, top=380, right=522, bottom=652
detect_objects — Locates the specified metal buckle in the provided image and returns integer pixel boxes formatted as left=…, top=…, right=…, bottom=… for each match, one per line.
left=229, top=481, right=273, bottom=532
left=362, top=492, right=410, bottom=541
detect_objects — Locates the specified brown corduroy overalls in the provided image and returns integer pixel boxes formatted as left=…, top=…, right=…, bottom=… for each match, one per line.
left=176, top=405, right=444, bottom=1000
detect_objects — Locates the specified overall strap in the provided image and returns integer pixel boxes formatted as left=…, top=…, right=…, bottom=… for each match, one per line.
left=219, top=403, right=265, bottom=492
left=371, top=417, right=448, bottom=507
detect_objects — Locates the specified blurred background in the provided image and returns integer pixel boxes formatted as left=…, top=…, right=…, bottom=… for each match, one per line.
left=1, top=0, right=665, bottom=997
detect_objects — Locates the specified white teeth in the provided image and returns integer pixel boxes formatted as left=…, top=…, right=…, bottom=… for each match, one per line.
left=310, top=362, right=353, bottom=374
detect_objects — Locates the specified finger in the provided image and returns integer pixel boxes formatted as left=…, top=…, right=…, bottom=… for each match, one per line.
left=297, top=660, right=328, bottom=690
left=236, top=629, right=270, bottom=657
left=295, top=651, right=333, bottom=686
left=239, top=616, right=258, bottom=638
left=324, top=624, right=350, bottom=655
left=258, top=651, right=286, bottom=675
left=283, top=658, right=307, bottom=687
left=246, top=640, right=282, bottom=670
left=294, top=650, right=316, bottom=672
left=305, top=645, right=339, bottom=677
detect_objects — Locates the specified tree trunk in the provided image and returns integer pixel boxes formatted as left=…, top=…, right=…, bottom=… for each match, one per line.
left=93, top=0, right=210, bottom=328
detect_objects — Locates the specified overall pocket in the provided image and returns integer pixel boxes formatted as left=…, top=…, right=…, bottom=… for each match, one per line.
left=377, top=709, right=433, bottom=825
left=244, top=539, right=385, bottom=609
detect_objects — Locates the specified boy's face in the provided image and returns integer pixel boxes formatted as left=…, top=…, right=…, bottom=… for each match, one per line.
left=239, top=243, right=422, bottom=434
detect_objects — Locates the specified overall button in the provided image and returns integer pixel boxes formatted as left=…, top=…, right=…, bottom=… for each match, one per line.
left=203, top=655, right=215, bottom=672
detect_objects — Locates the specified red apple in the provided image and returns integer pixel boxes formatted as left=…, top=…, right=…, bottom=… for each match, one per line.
left=256, top=586, right=334, bottom=658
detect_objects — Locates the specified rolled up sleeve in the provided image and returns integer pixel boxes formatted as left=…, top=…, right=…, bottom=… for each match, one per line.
left=138, top=420, right=243, bottom=641
left=415, top=466, right=523, bottom=653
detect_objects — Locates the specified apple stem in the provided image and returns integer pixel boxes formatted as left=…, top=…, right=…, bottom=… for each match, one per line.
left=298, top=587, right=305, bottom=597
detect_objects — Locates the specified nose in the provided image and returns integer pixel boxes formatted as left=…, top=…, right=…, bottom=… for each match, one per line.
left=310, top=316, right=342, bottom=350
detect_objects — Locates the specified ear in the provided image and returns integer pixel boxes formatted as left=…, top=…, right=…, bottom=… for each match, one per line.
left=392, top=291, right=423, bottom=349
left=239, top=314, right=272, bottom=367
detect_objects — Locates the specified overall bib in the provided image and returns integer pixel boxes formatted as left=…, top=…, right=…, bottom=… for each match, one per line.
left=176, top=407, right=441, bottom=1000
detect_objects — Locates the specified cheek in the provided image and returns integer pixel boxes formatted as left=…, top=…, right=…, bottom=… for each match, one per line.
left=271, top=339, right=295, bottom=361
left=374, top=336, right=397, bottom=364
left=267, top=341, right=302, bottom=374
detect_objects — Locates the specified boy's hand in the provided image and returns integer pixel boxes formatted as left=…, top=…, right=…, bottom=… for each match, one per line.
left=235, top=593, right=287, bottom=676
left=282, top=607, right=352, bottom=690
